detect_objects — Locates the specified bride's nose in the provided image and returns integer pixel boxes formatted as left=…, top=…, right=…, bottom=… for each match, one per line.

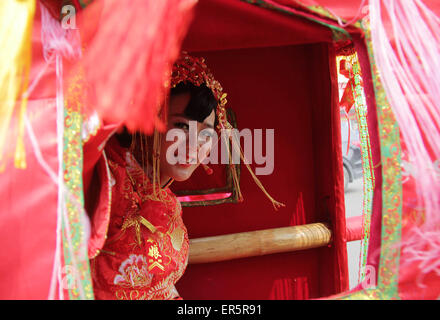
left=186, top=128, right=203, bottom=159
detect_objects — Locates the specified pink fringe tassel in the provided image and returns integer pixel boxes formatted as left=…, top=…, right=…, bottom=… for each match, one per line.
left=370, top=0, right=440, bottom=286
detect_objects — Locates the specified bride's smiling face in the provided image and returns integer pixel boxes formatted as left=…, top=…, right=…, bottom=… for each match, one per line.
left=159, top=86, right=216, bottom=183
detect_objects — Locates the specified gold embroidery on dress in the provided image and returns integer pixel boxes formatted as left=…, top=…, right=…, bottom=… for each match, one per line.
left=102, top=140, right=189, bottom=300
left=147, top=276, right=176, bottom=300
left=115, top=289, right=148, bottom=300
left=148, top=243, right=165, bottom=272
left=169, top=227, right=185, bottom=252
left=121, top=214, right=159, bottom=247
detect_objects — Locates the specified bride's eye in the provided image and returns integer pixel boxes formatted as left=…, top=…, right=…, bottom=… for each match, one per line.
left=174, top=122, right=189, bottom=130
left=200, top=129, right=215, bottom=139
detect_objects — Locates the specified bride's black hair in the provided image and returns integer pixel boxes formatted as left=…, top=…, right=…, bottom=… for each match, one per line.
left=171, top=82, right=218, bottom=126
left=116, top=82, right=218, bottom=148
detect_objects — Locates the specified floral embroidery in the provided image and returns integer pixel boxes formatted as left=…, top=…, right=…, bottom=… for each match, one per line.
left=147, top=276, right=178, bottom=300
left=114, top=289, right=148, bottom=300
left=113, top=254, right=153, bottom=288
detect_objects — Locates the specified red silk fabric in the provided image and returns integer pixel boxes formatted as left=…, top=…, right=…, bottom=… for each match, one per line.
left=177, top=193, right=232, bottom=203
left=90, top=137, right=189, bottom=300
left=346, top=216, right=363, bottom=242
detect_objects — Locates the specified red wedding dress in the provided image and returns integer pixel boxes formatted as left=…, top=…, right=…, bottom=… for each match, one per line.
left=84, top=130, right=189, bottom=300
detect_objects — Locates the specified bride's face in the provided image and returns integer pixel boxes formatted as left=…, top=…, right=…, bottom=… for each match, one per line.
left=160, top=92, right=216, bottom=182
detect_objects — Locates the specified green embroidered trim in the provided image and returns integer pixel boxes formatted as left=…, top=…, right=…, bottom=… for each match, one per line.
left=323, top=15, right=405, bottom=300
left=305, top=4, right=337, bottom=20
left=347, top=54, right=375, bottom=283
left=61, top=74, right=94, bottom=300
left=362, top=20, right=402, bottom=299
left=331, top=28, right=351, bottom=43
left=306, top=3, right=367, bottom=31
left=338, top=19, right=402, bottom=301
left=241, top=0, right=351, bottom=41
left=78, top=0, right=94, bottom=9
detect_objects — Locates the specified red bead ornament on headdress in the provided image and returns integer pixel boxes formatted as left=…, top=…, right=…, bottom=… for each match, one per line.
left=169, top=52, right=285, bottom=210
left=170, top=52, right=231, bottom=131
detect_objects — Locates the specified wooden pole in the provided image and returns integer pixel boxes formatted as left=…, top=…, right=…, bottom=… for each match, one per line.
left=188, top=223, right=332, bottom=264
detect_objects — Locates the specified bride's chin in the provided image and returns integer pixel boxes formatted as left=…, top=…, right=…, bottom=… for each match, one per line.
left=169, top=167, right=194, bottom=182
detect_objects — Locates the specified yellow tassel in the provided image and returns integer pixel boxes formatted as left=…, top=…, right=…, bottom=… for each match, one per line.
left=139, top=216, right=158, bottom=234
left=0, top=0, right=36, bottom=171
left=222, top=133, right=243, bottom=202
left=147, top=129, right=168, bottom=202
left=152, top=129, right=160, bottom=200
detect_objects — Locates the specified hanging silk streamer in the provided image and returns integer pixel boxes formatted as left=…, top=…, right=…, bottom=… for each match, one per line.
left=346, top=53, right=375, bottom=286
left=370, top=0, right=440, bottom=282
left=79, top=0, right=198, bottom=134
left=337, top=51, right=375, bottom=286
left=39, top=3, right=93, bottom=300
left=0, top=0, right=36, bottom=171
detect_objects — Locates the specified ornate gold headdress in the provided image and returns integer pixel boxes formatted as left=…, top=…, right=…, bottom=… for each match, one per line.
left=170, top=52, right=230, bottom=131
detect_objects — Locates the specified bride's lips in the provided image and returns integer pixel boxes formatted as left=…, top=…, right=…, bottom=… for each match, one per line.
left=177, top=163, right=193, bottom=168
left=176, top=158, right=197, bottom=167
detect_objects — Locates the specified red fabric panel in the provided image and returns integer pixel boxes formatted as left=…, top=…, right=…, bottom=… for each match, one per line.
left=0, top=7, right=58, bottom=299
left=83, top=123, right=119, bottom=196
left=296, top=0, right=366, bottom=20
left=352, top=33, right=383, bottom=284
left=346, top=216, right=363, bottom=242
left=82, top=123, right=120, bottom=259
left=175, top=43, right=347, bottom=299
left=86, top=154, right=112, bottom=259
left=329, top=43, right=349, bottom=293
left=182, top=0, right=333, bottom=52
left=0, top=100, right=58, bottom=300
left=309, top=44, right=348, bottom=296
